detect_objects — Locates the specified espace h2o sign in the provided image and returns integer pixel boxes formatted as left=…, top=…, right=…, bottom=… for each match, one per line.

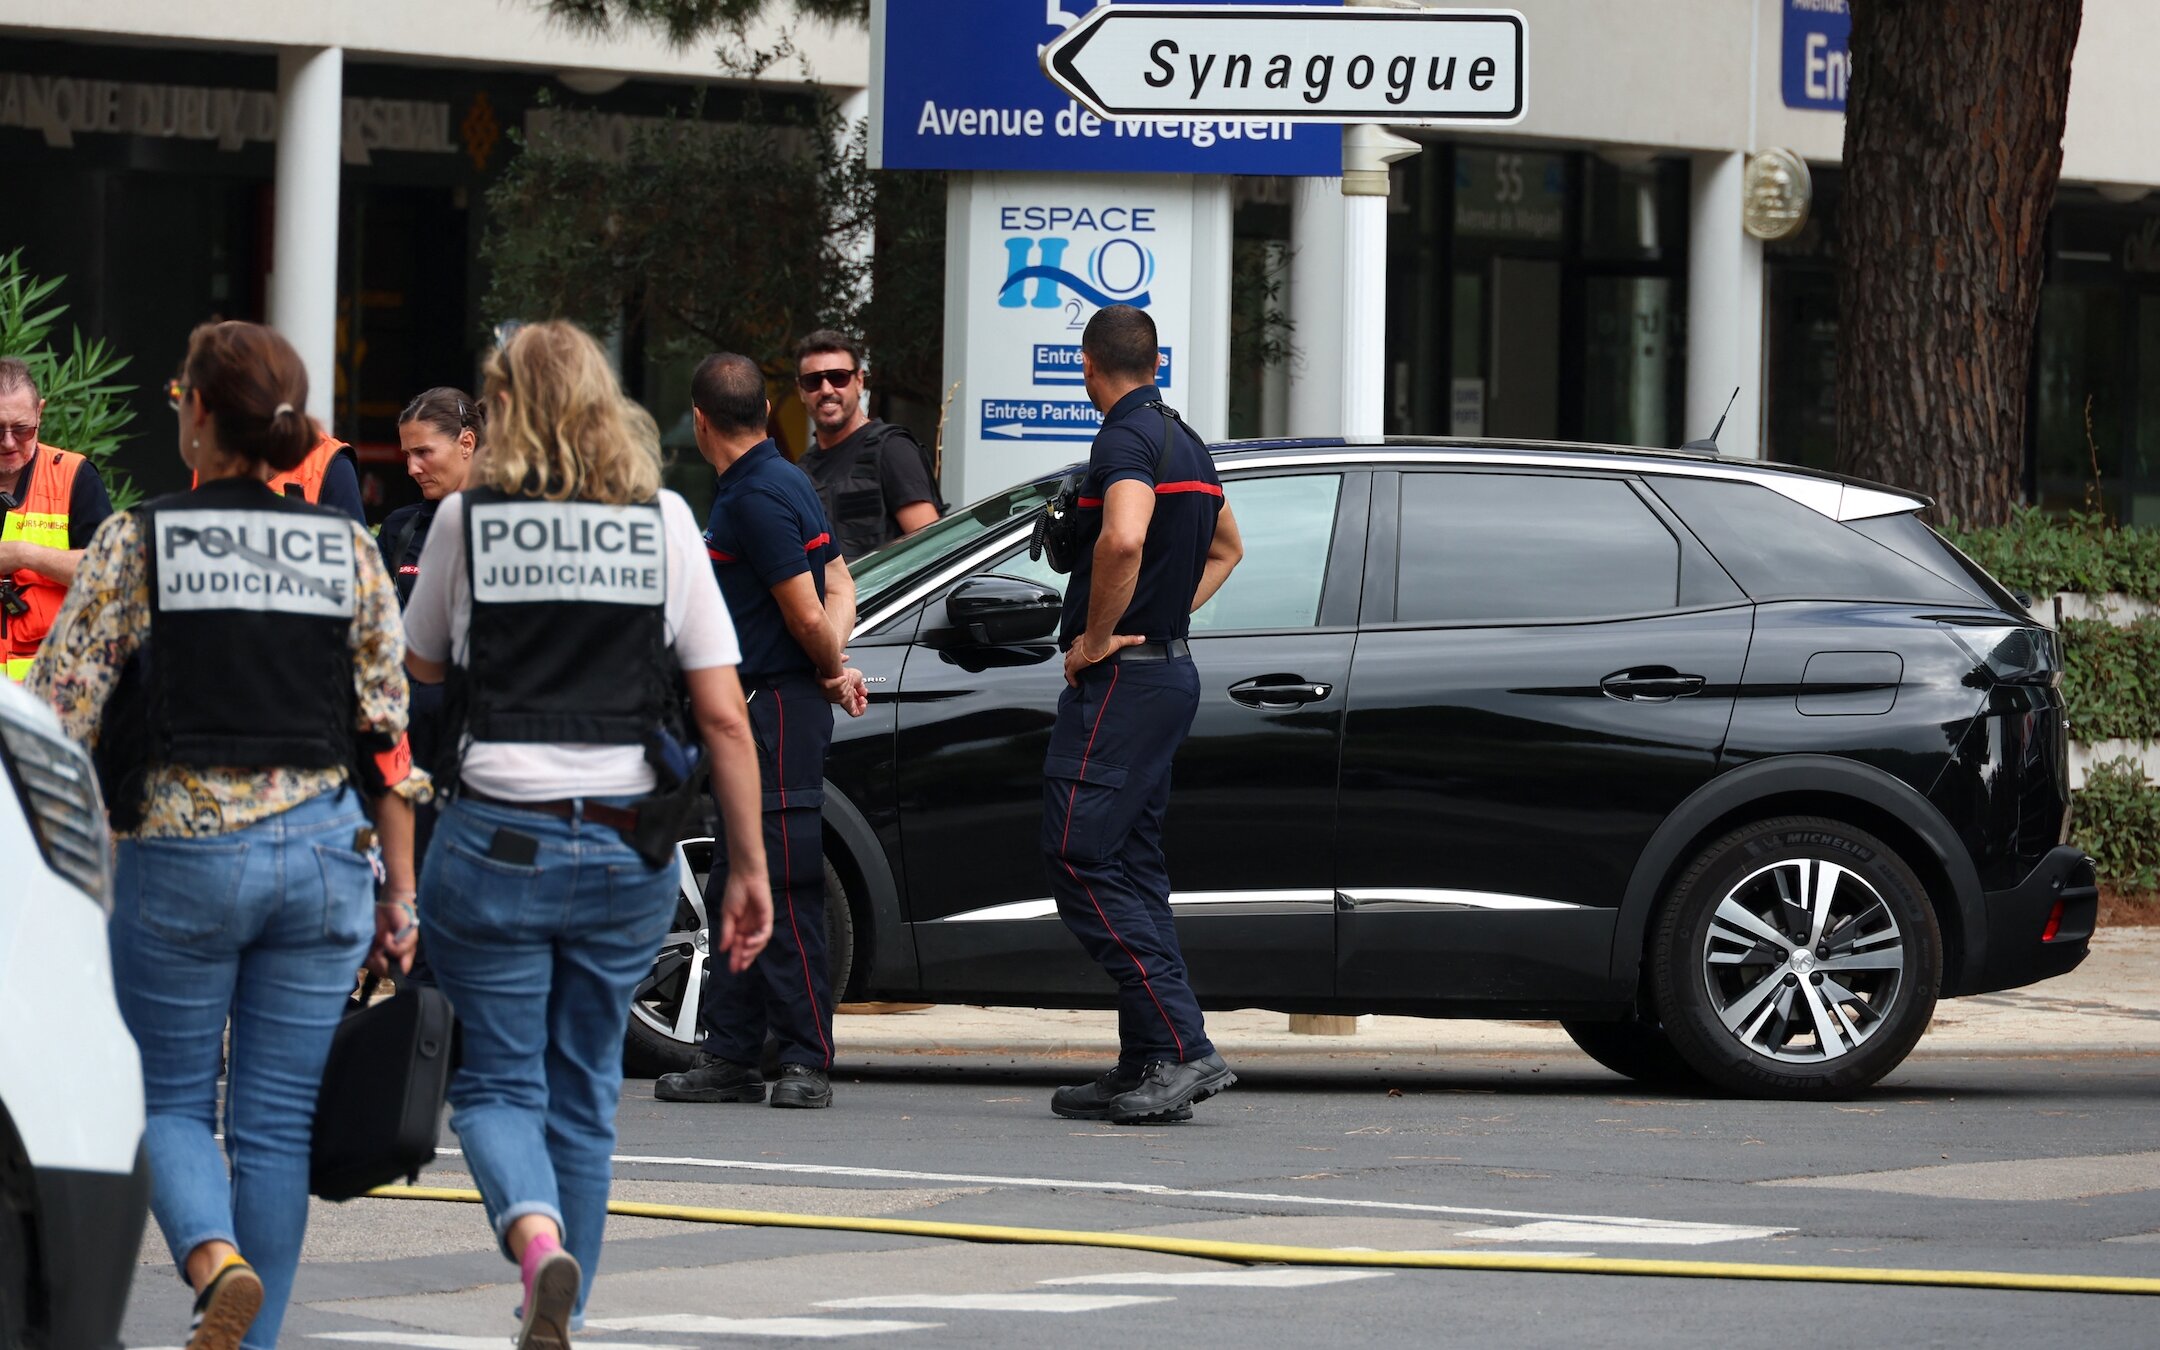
left=1043, top=5, right=1527, bottom=125
left=983, top=191, right=1176, bottom=448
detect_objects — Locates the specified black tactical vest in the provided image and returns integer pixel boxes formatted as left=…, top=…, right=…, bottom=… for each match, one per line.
left=98, top=478, right=358, bottom=827
left=453, top=488, right=671, bottom=753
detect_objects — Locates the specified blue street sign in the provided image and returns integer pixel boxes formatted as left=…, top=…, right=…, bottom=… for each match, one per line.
left=979, top=398, right=1105, bottom=442
left=872, top=0, right=1343, bottom=174
left=1780, top=0, right=1851, bottom=112
left=1031, top=343, right=1172, bottom=387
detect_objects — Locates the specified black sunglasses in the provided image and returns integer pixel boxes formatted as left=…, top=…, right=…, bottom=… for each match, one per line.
left=797, top=367, right=859, bottom=393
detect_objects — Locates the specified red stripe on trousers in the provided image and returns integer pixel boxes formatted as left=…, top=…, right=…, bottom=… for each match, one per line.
left=775, top=688, right=832, bottom=1068
left=1058, top=663, right=1186, bottom=1062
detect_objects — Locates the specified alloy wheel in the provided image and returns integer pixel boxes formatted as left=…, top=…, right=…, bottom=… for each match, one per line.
left=628, top=839, right=712, bottom=1052
left=1700, top=856, right=1907, bottom=1064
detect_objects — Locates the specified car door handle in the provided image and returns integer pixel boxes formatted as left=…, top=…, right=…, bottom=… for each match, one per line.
left=1601, top=667, right=1707, bottom=702
left=1229, top=675, right=1334, bottom=708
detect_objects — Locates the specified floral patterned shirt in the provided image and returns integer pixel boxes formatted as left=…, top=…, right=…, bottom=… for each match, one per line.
left=27, top=508, right=427, bottom=838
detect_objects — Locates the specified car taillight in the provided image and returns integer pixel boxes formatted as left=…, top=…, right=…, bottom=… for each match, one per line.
left=0, top=701, right=113, bottom=912
left=1940, top=622, right=2060, bottom=687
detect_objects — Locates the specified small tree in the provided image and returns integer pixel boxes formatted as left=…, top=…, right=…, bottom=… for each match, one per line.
left=0, top=250, right=141, bottom=510
left=482, top=97, right=867, bottom=379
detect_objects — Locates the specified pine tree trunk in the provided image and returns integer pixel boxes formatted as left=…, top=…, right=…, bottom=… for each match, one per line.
left=1836, top=0, right=2081, bottom=526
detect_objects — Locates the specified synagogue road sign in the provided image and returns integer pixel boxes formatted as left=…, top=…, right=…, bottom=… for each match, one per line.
left=869, top=0, right=1341, bottom=175
left=1043, top=5, right=1526, bottom=125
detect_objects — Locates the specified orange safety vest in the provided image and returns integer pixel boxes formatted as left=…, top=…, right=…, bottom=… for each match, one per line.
left=2, top=445, right=84, bottom=682
left=190, top=431, right=351, bottom=503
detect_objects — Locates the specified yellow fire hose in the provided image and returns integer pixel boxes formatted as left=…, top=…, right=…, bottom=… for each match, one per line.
left=370, top=1184, right=2160, bottom=1298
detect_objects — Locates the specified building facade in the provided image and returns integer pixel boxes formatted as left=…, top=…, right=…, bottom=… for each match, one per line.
left=1, top=0, right=865, bottom=508
left=9, top=0, right=2160, bottom=521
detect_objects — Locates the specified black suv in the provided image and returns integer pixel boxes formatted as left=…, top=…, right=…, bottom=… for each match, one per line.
left=629, top=439, right=2095, bottom=1100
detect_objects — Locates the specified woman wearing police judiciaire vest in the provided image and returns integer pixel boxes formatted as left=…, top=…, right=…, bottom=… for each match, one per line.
left=29, top=320, right=422, bottom=1350
left=401, top=320, right=773, bottom=1349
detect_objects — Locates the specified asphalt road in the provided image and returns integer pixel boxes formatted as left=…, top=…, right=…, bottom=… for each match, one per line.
left=124, top=1049, right=2160, bottom=1349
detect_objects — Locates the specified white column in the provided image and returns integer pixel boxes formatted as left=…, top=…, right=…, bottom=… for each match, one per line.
left=1286, top=175, right=1344, bottom=437
left=839, top=91, right=873, bottom=314
left=1186, top=176, right=1234, bottom=440
left=1685, top=151, right=1766, bottom=459
left=269, top=47, right=343, bottom=425
left=1338, top=125, right=1420, bottom=441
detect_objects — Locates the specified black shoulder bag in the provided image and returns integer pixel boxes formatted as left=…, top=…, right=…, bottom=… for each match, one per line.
left=1030, top=401, right=1184, bottom=575
left=311, top=974, right=455, bottom=1200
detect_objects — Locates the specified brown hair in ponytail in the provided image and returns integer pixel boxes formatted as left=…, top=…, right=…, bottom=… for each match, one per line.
left=397, top=386, right=486, bottom=446
left=182, top=321, right=314, bottom=472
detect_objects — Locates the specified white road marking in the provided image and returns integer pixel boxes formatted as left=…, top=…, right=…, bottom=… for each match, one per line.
left=432, top=1148, right=1791, bottom=1243
left=820, top=1293, right=1175, bottom=1313
left=311, top=1337, right=689, bottom=1349
left=586, top=1314, right=943, bottom=1338
left=1458, top=1220, right=1783, bottom=1246
left=1043, top=1269, right=1391, bottom=1288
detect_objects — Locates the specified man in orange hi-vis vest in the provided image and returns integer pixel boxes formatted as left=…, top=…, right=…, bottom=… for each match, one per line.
left=0, top=358, right=114, bottom=681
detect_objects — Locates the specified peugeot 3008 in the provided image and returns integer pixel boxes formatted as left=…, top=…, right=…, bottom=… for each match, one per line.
left=628, top=439, right=2094, bottom=1100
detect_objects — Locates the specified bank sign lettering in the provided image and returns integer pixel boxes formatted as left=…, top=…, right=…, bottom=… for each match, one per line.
left=470, top=501, right=666, bottom=606
left=1780, top=0, right=1851, bottom=112
left=870, top=0, right=1339, bottom=174
left=155, top=511, right=355, bottom=618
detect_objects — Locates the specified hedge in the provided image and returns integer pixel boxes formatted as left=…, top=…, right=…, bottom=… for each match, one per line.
left=2060, top=617, right=2160, bottom=743
left=1941, top=507, right=2160, bottom=603
left=2074, top=758, right=2160, bottom=892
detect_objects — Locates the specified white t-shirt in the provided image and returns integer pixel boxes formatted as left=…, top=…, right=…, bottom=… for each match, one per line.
left=403, top=489, right=741, bottom=801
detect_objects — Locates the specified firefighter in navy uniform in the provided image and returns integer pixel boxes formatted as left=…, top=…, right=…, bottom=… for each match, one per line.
left=1045, top=305, right=1245, bottom=1126
left=657, top=353, right=868, bottom=1111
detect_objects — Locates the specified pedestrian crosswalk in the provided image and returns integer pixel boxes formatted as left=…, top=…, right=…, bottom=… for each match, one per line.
left=290, top=1265, right=1400, bottom=1344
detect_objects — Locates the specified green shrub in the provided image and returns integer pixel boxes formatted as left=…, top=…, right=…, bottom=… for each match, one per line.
left=1942, top=506, right=2160, bottom=602
left=2075, top=757, right=2160, bottom=891
left=2061, top=617, right=2160, bottom=742
left=0, top=250, right=140, bottom=510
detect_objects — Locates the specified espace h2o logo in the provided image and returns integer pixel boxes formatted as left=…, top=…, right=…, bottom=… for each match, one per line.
left=997, top=203, right=1157, bottom=321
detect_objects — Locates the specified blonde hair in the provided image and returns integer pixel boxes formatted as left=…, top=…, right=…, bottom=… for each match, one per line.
left=476, top=321, right=662, bottom=504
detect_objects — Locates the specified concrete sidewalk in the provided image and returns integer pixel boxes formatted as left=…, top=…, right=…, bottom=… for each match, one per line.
left=834, top=929, right=2160, bottom=1062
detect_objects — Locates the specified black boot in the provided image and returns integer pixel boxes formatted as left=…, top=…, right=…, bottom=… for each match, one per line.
left=1052, top=1065, right=1192, bottom=1122
left=1106, top=1053, right=1236, bottom=1125
left=769, top=1064, right=834, bottom=1109
left=654, top=1053, right=766, bottom=1103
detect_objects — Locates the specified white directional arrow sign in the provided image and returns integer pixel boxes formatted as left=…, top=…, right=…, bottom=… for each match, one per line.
left=1042, top=4, right=1526, bottom=126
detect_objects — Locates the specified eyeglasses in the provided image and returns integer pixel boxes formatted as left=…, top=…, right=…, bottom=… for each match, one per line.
left=0, top=423, right=37, bottom=446
left=797, top=367, right=859, bottom=393
left=165, top=378, right=191, bottom=410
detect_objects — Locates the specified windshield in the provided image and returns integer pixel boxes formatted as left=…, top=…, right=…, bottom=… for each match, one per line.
left=849, top=477, right=1059, bottom=610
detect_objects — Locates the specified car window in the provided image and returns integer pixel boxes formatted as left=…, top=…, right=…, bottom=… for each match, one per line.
left=1191, top=474, right=1341, bottom=632
left=1395, top=473, right=1680, bottom=623
left=974, top=473, right=1343, bottom=632
left=849, top=478, right=1057, bottom=609
left=1649, top=476, right=1977, bottom=605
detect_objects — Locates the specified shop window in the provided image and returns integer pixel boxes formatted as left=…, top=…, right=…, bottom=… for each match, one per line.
left=1581, top=276, right=1674, bottom=447
left=2034, top=283, right=2123, bottom=516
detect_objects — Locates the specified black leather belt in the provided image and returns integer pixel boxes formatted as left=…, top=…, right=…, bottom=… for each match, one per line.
left=1113, top=639, right=1190, bottom=663
left=462, top=791, right=640, bottom=834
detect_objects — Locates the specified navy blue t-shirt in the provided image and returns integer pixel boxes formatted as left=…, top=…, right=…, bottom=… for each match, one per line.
left=1058, top=386, right=1222, bottom=649
left=702, top=439, right=841, bottom=681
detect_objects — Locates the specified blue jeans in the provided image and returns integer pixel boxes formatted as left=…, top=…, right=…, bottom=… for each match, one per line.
left=109, top=787, right=374, bottom=1350
left=420, top=795, right=677, bottom=1318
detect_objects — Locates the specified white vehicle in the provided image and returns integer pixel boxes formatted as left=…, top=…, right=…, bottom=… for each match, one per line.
left=0, top=678, right=145, bottom=1349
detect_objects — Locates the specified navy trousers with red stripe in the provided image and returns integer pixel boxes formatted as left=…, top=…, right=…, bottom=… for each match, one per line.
left=698, top=672, right=836, bottom=1071
left=1043, top=653, right=1214, bottom=1068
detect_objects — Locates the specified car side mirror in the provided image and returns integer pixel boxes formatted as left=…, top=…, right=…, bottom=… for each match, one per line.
left=943, top=574, right=1062, bottom=647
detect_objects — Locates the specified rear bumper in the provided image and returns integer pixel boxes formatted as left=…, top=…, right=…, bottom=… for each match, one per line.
left=1968, top=845, right=2097, bottom=995
left=31, top=1149, right=149, bottom=1350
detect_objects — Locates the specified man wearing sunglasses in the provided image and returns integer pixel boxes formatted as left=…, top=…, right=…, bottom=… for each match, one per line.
left=0, top=358, right=113, bottom=681
left=792, top=331, right=941, bottom=561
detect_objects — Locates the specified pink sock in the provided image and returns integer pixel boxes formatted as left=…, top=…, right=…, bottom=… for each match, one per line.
left=519, top=1230, right=562, bottom=1289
